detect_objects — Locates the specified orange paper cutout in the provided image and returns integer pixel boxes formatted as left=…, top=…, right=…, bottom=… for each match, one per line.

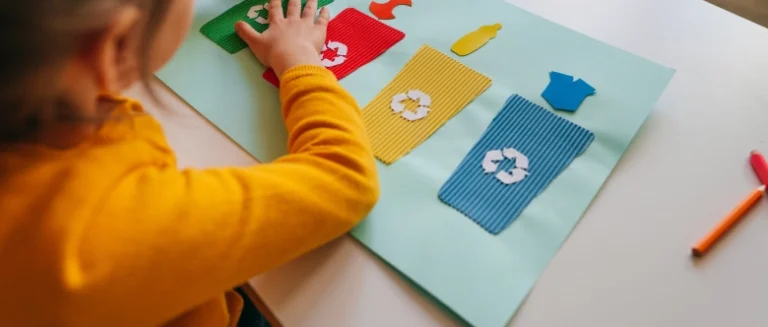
left=451, top=23, right=502, bottom=56
left=369, top=0, right=413, bottom=20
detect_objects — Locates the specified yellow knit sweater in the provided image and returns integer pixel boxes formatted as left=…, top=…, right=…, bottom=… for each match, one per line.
left=0, top=66, right=379, bottom=327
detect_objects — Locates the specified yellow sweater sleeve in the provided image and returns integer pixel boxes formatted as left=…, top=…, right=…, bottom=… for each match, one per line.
left=65, top=66, right=379, bottom=325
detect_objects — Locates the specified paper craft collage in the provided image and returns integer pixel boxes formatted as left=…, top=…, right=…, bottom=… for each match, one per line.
left=201, top=0, right=597, bottom=236
left=160, top=0, right=675, bottom=325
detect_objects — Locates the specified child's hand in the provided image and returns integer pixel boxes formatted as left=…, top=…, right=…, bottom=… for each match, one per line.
left=236, top=0, right=329, bottom=77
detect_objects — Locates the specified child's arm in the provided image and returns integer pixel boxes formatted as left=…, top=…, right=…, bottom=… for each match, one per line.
left=58, top=2, right=379, bottom=325
left=65, top=66, right=378, bottom=326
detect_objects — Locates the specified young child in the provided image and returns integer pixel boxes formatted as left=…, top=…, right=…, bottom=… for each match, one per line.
left=0, top=0, right=379, bottom=326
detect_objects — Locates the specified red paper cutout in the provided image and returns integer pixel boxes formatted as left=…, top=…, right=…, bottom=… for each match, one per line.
left=369, top=0, right=413, bottom=20
left=264, top=8, right=405, bottom=87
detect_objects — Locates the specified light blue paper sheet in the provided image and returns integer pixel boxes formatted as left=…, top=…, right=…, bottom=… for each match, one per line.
left=158, top=0, right=675, bottom=326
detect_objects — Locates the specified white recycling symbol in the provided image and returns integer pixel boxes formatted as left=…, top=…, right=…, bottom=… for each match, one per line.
left=482, top=148, right=530, bottom=185
left=247, top=3, right=270, bottom=24
left=390, top=90, right=432, bottom=122
left=321, top=41, right=348, bottom=68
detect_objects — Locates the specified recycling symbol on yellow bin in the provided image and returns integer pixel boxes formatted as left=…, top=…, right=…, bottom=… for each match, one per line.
left=390, top=90, right=432, bottom=122
left=482, top=148, right=530, bottom=185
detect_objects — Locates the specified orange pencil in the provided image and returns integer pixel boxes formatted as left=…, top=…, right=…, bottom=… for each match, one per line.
left=692, top=185, right=765, bottom=257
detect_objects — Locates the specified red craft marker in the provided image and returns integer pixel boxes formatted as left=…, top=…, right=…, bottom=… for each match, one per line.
left=750, top=150, right=768, bottom=185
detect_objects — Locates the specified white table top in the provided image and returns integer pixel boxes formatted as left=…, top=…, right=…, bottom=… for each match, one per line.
left=128, top=0, right=768, bottom=326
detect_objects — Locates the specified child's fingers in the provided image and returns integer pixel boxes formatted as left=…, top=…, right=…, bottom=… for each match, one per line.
left=315, top=7, right=330, bottom=26
left=286, top=0, right=302, bottom=18
left=235, top=21, right=264, bottom=47
left=302, top=0, right=318, bottom=21
left=268, top=0, right=284, bottom=22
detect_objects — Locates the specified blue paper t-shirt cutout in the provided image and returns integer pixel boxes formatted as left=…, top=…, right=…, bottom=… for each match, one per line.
left=541, top=71, right=595, bottom=112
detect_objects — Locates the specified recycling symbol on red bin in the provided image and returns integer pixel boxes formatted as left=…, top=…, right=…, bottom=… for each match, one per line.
left=320, top=41, right=348, bottom=68
left=482, top=148, right=530, bottom=185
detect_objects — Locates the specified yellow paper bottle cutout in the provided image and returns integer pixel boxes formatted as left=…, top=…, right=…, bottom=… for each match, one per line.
left=451, top=23, right=502, bottom=56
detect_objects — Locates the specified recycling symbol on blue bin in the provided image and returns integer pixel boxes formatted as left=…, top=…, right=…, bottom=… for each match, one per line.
left=482, top=148, right=530, bottom=185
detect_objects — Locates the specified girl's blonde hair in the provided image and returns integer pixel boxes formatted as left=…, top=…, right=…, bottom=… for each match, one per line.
left=0, top=1, right=170, bottom=143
